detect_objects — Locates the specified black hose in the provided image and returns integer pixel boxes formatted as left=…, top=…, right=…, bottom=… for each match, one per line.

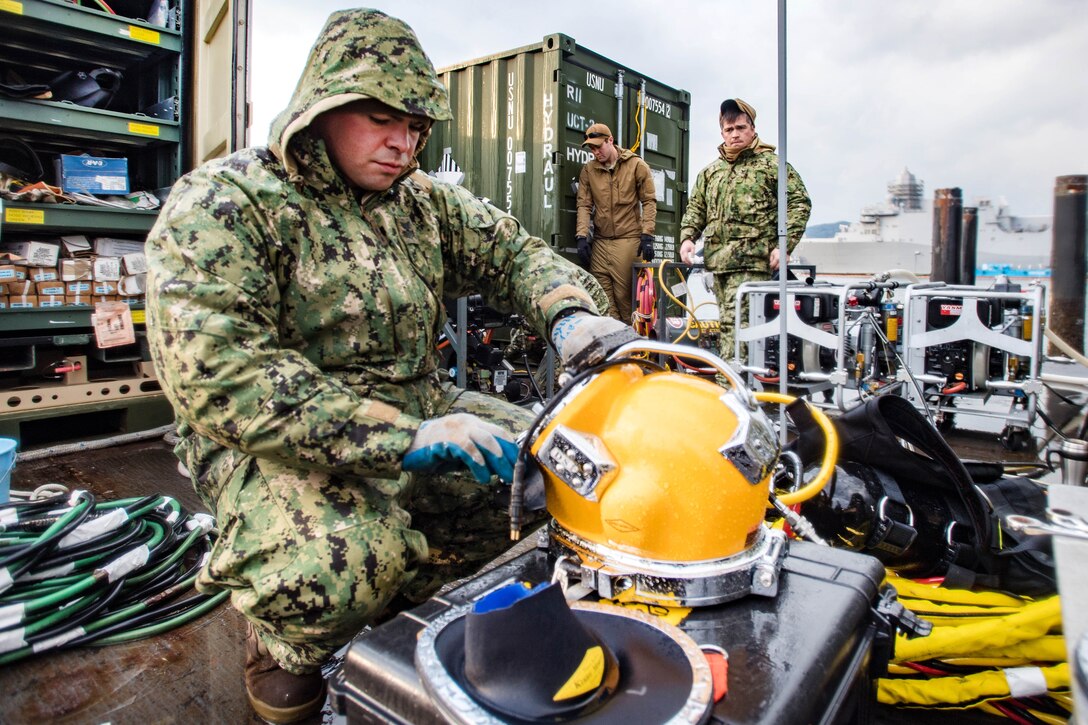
left=522, top=352, right=546, bottom=403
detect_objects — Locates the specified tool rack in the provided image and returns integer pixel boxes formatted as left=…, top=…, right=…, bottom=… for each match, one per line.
left=0, top=0, right=189, bottom=445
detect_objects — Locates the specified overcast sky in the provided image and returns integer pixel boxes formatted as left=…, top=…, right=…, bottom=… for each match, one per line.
left=249, top=1, right=1087, bottom=226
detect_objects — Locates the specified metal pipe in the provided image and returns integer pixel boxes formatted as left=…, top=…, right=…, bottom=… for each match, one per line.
left=960, top=205, right=978, bottom=286
left=614, top=69, right=625, bottom=148
left=931, top=188, right=962, bottom=283
left=16, top=424, right=177, bottom=462
left=231, top=0, right=252, bottom=151
left=776, top=0, right=789, bottom=439
left=985, top=380, right=1037, bottom=392
left=456, top=297, right=467, bottom=389
left=1049, top=175, right=1086, bottom=356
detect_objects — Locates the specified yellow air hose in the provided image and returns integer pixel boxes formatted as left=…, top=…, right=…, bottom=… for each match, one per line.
left=754, top=391, right=839, bottom=506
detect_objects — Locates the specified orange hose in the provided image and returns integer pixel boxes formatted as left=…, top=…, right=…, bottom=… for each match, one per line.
left=634, top=267, right=657, bottom=337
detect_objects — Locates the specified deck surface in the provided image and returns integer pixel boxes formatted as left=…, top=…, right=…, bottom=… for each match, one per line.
left=0, top=438, right=293, bottom=724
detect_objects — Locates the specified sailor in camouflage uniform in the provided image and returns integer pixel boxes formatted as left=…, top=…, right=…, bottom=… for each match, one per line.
left=145, top=9, right=630, bottom=723
left=678, top=98, right=811, bottom=363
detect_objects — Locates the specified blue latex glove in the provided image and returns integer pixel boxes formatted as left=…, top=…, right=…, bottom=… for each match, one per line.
left=550, top=311, right=641, bottom=372
left=403, top=413, right=519, bottom=484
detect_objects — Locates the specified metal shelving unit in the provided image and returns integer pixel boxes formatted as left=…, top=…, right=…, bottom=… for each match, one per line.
left=1, top=0, right=182, bottom=58
left=0, top=0, right=187, bottom=442
left=2, top=202, right=159, bottom=234
left=0, top=98, right=181, bottom=146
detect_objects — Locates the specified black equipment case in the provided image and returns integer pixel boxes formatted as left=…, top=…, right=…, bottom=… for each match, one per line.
left=330, top=539, right=892, bottom=725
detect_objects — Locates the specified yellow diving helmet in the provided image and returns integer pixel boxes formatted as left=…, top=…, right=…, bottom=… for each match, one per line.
left=522, top=341, right=789, bottom=607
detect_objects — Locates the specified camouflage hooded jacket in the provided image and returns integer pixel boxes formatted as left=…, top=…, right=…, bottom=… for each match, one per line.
left=679, top=143, right=811, bottom=274
left=145, top=9, right=598, bottom=482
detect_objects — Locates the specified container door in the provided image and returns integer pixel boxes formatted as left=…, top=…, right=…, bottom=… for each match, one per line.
left=190, top=0, right=250, bottom=166
left=421, top=33, right=689, bottom=263
left=559, top=50, right=690, bottom=263
left=426, top=36, right=567, bottom=251
left=623, top=82, right=689, bottom=262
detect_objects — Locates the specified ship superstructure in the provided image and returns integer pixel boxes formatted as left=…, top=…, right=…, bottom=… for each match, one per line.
left=794, top=169, right=1052, bottom=276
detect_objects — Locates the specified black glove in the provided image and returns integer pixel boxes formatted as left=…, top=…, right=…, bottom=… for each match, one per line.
left=576, top=236, right=591, bottom=266
left=639, top=234, right=655, bottom=262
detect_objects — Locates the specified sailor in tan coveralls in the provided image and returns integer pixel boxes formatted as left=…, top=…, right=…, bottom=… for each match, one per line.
left=576, top=122, right=657, bottom=324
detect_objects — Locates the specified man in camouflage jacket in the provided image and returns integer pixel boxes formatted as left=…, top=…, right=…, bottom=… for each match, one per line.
left=145, top=9, right=628, bottom=723
left=679, top=98, right=811, bottom=362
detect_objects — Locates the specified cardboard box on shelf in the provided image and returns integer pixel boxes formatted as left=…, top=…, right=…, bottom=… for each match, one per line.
left=65, top=295, right=92, bottom=307
left=92, top=257, right=122, bottom=282
left=9, top=280, right=34, bottom=296
left=0, top=284, right=7, bottom=296
left=92, top=238, right=145, bottom=257
left=60, top=235, right=94, bottom=258
left=0, top=298, right=7, bottom=310
left=56, top=155, right=130, bottom=196
left=39, top=295, right=65, bottom=308
left=28, top=267, right=59, bottom=282
left=60, top=259, right=94, bottom=281
left=9, top=295, right=37, bottom=309
left=119, top=296, right=145, bottom=307
left=92, top=280, right=118, bottom=296
left=65, top=281, right=93, bottom=295
left=121, top=252, right=147, bottom=275
left=118, top=274, right=146, bottom=296
left=0, top=265, right=28, bottom=282
left=35, top=281, right=66, bottom=296
left=0, top=240, right=61, bottom=267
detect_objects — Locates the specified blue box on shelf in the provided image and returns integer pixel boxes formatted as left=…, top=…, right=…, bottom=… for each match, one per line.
left=55, top=154, right=130, bottom=195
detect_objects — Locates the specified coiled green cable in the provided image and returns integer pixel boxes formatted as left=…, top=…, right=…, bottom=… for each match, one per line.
left=0, top=490, right=221, bottom=665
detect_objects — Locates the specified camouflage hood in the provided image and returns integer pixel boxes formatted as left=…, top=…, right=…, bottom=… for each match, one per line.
left=268, top=8, right=451, bottom=180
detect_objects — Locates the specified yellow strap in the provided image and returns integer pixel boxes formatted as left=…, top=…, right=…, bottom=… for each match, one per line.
left=942, top=636, right=1067, bottom=664
left=894, top=596, right=1062, bottom=662
left=878, top=662, right=1069, bottom=708
left=912, top=614, right=1030, bottom=629
left=899, top=596, right=1023, bottom=622
left=888, top=574, right=1028, bottom=608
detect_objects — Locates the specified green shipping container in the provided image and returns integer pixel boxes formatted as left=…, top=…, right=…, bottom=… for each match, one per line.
left=421, top=33, right=691, bottom=262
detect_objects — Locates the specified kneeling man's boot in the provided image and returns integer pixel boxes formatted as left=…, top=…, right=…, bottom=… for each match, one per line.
left=245, top=624, right=327, bottom=724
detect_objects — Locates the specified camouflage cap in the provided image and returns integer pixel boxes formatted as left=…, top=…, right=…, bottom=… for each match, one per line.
left=269, top=8, right=452, bottom=178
